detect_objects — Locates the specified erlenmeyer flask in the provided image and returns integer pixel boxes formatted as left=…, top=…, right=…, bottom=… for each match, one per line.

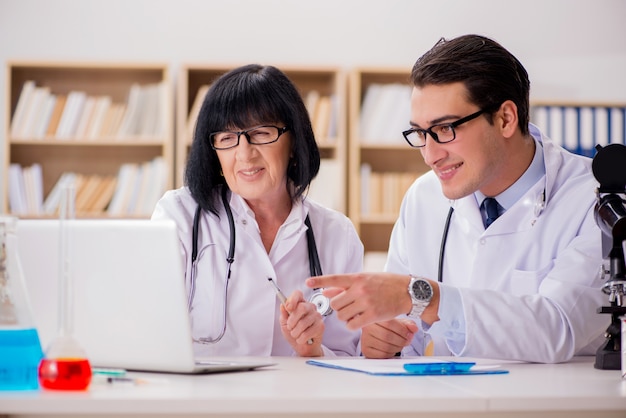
left=38, top=184, right=92, bottom=390
left=0, top=215, right=44, bottom=391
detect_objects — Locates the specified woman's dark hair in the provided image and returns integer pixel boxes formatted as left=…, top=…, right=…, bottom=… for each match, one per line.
left=185, top=64, right=320, bottom=215
left=411, top=34, right=530, bottom=136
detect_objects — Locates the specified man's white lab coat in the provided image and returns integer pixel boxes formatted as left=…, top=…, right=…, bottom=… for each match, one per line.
left=388, top=125, right=608, bottom=363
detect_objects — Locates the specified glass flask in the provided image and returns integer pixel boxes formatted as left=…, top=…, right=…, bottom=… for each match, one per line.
left=38, top=184, right=92, bottom=390
left=0, top=215, right=44, bottom=391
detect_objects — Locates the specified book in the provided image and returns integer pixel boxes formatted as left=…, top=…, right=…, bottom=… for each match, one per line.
left=18, top=86, right=51, bottom=138
left=107, top=163, right=139, bottom=216
left=8, top=163, right=27, bottom=215
left=610, top=107, right=624, bottom=145
left=548, top=106, right=564, bottom=149
left=10, top=80, right=36, bottom=138
left=579, top=106, right=594, bottom=152
left=34, top=94, right=57, bottom=139
left=359, top=83, right=383, bottom=141
left=73, top=96, right=97, bottom=139
left=368, top=171, right=382, bottom=215
left=531, top=106, right=549, bottom=136
left=312, top=95, right=332, bottom=144
left=360, top=163, right=372, bottom=215
left=43, top=172, right=77, bottom=215
left=187, top=84, right=211, bottom=139
left=595, top=107, right=609, bottom=148
left=86, top=96, right=112, bottom=139
left=55, top=90, right=87, bottom=138
left=45, top=94, right=67, bottom=137
left=142, top=157, right=168, bottom=215
left=75, top=175, right=103, bottom=212
left=563, top=107, right=578, bottom=152
left=106, top=103, right=127, bottom=138
left=29, top=163, right=44, bottom=214
left=307, top=159, right=342, bottom=212
left=87, top=175, right=118, bottom=213
left=117, top=83, right=143, bottom=138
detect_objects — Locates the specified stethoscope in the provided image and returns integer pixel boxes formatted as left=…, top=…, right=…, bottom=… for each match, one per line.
left=188, top=186, right=332, bottom=344
left=437, top=188, right=546, bottom=283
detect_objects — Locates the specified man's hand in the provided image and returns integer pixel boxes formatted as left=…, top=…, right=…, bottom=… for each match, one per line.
left=306, top=273, right=413, bottom=330
left=361, top=319, right=418, bottom=358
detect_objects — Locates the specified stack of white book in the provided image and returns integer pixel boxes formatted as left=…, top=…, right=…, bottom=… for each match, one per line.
left=359, top=83, right=411, bottom=144
left=10, top=80, right=169, bottom=140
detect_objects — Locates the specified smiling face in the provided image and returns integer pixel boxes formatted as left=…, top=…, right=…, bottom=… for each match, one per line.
left=410, top=82, right=510, bottom=200
left=215, top=124, right=292, bottom=208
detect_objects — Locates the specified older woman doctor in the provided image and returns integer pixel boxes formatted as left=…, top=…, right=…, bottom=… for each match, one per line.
left=152, top=64, right=362, bottom=357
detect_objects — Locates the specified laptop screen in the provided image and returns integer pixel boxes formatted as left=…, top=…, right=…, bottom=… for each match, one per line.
left=16, top=219, right=203, bottom=373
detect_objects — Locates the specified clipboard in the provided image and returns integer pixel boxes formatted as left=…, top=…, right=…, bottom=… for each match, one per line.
left=306, top=358, right=508, bottom=376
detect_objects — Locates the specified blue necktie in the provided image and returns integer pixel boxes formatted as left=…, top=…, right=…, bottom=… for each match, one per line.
left=483, top=197, right=501, bottom=228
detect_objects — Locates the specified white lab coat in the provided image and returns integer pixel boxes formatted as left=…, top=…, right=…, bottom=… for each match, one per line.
left=152, top=187, right=363, bottom=357
left=388, top=125, right=608, bottom=363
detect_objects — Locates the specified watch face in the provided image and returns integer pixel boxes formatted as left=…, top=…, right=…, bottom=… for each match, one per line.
left=412, top=279, right=433, bottom=300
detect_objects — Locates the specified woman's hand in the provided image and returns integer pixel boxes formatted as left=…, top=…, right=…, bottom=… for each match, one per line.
left=279, top=290, right=325, bottom=357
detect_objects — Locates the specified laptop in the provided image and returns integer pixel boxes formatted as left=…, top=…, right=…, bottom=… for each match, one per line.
left=15, top=218, right=275, bottom=374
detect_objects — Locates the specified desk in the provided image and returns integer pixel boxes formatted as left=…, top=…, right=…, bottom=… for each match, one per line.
left=1, top=356, right=625, bottom=417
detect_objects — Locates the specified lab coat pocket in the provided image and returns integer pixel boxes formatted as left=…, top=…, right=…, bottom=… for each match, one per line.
left=509, top=262, right=553, bottom=296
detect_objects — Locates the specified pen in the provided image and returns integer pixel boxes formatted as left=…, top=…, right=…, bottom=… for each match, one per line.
left=106, top=376, right=169, bottom=385
left=267, top=277, right=313, bottom=345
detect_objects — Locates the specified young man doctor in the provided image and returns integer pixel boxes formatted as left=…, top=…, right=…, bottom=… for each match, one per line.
left=307, top=34, right=608, bottom=363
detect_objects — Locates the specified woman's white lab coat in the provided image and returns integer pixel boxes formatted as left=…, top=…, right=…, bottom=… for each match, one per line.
left=388, top=125, right=608, bottom=363
left=152, top=187, right=363, bottom=357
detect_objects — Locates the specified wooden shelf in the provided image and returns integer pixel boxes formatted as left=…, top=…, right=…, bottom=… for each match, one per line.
left=348, top=68, right=429, bottom=253
left=5, top=61, right=174, bottom=217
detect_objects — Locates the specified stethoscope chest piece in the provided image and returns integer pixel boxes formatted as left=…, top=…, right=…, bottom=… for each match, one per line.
left=309, top=290, right=333, bottom=317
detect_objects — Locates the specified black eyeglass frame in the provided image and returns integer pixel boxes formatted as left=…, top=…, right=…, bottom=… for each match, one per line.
left=402, top=108, right=494, bottom=148
left=209, top=125, right=289, bottom=150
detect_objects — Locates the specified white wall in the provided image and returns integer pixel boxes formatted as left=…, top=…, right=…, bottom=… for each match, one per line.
left=1, top=0, right=625, bottom=209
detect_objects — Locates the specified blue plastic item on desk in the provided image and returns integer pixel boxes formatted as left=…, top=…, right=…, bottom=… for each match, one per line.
left=403, top=362, right=475, bottom=374
left=0, top=328, right=44, bottom=390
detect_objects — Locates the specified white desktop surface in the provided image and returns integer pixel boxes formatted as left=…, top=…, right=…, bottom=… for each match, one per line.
left=1, top=356, right=625, bottom=418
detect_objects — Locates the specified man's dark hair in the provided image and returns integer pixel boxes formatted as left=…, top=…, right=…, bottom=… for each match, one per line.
left=411, top=34, right=530, bottom=135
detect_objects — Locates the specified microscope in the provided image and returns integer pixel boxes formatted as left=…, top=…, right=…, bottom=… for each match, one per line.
left=592, top=143, right=626, bottom=370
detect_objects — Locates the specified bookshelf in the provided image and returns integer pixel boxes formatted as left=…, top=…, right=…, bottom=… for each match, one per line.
left=348, top=68, right=430, bottom=253
left=177, top=64, right=348, bottom=214
left=4, top=61, right=173, bottom=217
left=529, top=101, right=626, bottom=157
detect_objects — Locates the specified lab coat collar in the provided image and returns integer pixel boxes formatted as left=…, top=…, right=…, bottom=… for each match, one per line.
left=227, top=191, right=308, bottom=259
left=530, top=123, right=563, bottom=211
left=452, top=125, right=556, bottom=236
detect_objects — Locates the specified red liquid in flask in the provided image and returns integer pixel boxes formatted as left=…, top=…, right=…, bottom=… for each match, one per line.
left=38, top=358, right=92, bottom=390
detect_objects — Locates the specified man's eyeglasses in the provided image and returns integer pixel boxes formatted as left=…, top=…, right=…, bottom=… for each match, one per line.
left=210, top=125, right=289, bottom=150
left=402, top=108, right=492, bottom=148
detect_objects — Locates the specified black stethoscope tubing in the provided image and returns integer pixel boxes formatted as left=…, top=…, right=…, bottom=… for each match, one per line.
left=438, top=207, right=454, bottom=283
left=438, top=188, right=546, bottom=283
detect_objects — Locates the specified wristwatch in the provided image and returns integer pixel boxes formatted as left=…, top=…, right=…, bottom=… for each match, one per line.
left=407, top=276, right=433, bottom=318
